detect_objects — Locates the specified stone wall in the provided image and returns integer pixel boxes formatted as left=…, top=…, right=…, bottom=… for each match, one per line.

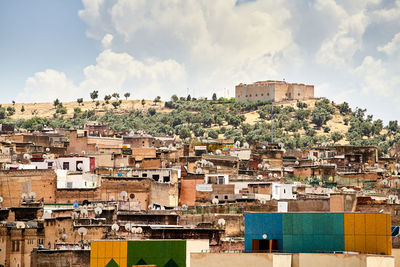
left=0, top=170, right=57, bottom=206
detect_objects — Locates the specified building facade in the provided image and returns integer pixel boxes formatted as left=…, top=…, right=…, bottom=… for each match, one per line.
left=235, top=80, right=314, bottom=102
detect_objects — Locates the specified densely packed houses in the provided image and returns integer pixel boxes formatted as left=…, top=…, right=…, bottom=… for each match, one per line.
left=0, top=126, right=399, bottom=266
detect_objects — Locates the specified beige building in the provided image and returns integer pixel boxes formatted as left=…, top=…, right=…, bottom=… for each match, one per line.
left=235, top=80, right=314, bottom=102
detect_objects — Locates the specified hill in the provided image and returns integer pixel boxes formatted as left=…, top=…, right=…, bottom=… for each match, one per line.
left=0, top=96, right=396, bottom=156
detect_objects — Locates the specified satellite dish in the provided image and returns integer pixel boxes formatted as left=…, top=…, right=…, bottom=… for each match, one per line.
left=382, top=179, right=388, bottom=186
left=61, top=234, right=67, bottom=241
left=125, top=223, right=132, bottom=231
left=215, top=150, right=222, bottom=155
left=109, top=196, right=115, bottom=201
left=196, top=168, right=203, bottom=174
left=0, top=196, right=3, bottom=203
left=268, top=173, right=273, bottom=177
left=77, top=163, right=84, bottom=171
left=135, top=163, right=140, bottom=168
left=258, top=164, right=263, bottom=169
left=295, top=161, right=299, bottom=165
left=120, top=191, right=128, bottom=199
left=257, top=175, right=262, bottom=180
left=78, top=227, right=87, bottom=236
left=94, top=207, right=102, bottom=215
left=81, top=151, right=86, bottom=155
left=235, top=141, right=241, bottom=147
left=29, top=192, right=36, bottom=200
left=111, top=223, right=119, bottom=231
left=218, top=218, right=226, bottom=226
left=243, top=142, right=249, bottom=149
left=262, top=234, right=268, bottom=239
left=73, top=202, right=79, bottom=209
left=317, top=176, right=321, bottom=180
left=46, top=147, right=50, bottom=152
left=130, top=193, right=135, bottom=199
left=135, top=227, right=143, bottom=234
left=21, top=193, right=28, bottom=201
left=16, top=222, right=25, bottom=229
left=80, top=208, right=88, bottom=217
left=96, top=203, right=104, bottom=209
left=23, top=154, right=32, bottom=160
left=71, top=212, right=79, bottom=219
left=212, top=198, right=219, bottom=205
left=260, top=199, right=267, bottom=204
left=273, top=173, right=278, bottom=178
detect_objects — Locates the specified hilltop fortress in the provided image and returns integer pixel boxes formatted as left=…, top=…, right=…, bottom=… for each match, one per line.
left=235, top=80, right=314, bottom=102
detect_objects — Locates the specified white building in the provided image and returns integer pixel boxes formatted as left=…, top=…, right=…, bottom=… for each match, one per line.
left=56, top=169, right=100, bottom=189
left=272, top=183, right=296, bottom=200
left=205, top=174, right=229, bottom=185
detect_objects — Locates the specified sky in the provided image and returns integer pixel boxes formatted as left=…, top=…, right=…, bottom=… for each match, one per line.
left=0, top=0, right=400, bottom=122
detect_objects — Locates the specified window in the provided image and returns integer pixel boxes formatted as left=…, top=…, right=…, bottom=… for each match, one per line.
left=255, top=94, right=258, bottom=96
left=163, top=176, right=170, bottom=183
left=284, top=189, right=286, bottom=193
left=218, top=176, right=225, bottom=184
left=76, top=161, right=83, bottom=171
left=249, top=94, right=252, bottom=97
left=152, top=174, right=160, bottom=182
left=224, top=195, right=228, bottom=200
left=12, top=240, right=20, bottom=252
left=142, top=173, right=147, bottom=177
left=63, top=162, right=70, bottom=170
left=38, top=239, right=44, bottom=245
left=267, top=93, right=269, bottom=96
left=48, top=161, right=53, bottom=169
left=261, top=94, right=264, bottom=96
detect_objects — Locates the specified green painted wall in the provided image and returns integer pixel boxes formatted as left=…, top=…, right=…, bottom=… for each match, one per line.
left=127, top=240, right=186, bottom=267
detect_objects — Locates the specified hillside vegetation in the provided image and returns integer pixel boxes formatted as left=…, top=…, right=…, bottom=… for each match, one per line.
left=0, top=93, right=398, bottom=156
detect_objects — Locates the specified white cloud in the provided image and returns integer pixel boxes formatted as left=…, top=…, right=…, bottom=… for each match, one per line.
left=354, top=56, right=400, bottom=97
left=79, top=49, right=186, bottom=98
left=315, top=0, right=370, bottom=67
left=78, top=0, right=298, bottom=96
left=17, top=50, right=186, bottom=102
left=378, top=32, right=400, bottom=55
left=17, top=69, right=79, bottom=103
left=101, top=34, right=113, bottom=49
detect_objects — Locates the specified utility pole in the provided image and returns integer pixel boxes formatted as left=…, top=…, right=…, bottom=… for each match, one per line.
left=270, top=104, right=274, bottom=143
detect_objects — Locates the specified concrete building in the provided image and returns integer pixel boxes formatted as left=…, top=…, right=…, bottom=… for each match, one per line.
left=235, top=80, right=314, bottom=102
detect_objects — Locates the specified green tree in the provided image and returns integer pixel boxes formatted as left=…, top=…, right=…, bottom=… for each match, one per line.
left=171, top=95, right=178, bottom=102
left=124, top=92, right=130, bottom=100
left=179, top=127, right=191, bottom=139
left=20, top=105, right=25, bottom=113
left=148, top=107, right=156, bottom=116
left=77, top=98, right=83, bottom=106
left=207, top=129, right=219, bottom=139
left=12, top=100, right=15, bottom=105
left=186, top=94, right=191, bottom=101
left=112, top=93, right=120, bottom=100
left=338, top=102, right=351, bottom=115
left=112, top=101, right=120, bottom=109
left=104, top=95, right=111, bottom=104
left=90, top=90, right=99, bottom=101
left=141, top=99, right=145, bottom=107
left=154, top=96, right=161, bottom=103
left=6, top=106, right=15, bottom=116
left=53, top=98, right=60, bottom=108
left=212, top=93, right=217, bottom=101
left=95, top=101, right=100, bottom=108
left=331, top=131, right=344, bottom=143
left=295, top=109, right=311, bottom=120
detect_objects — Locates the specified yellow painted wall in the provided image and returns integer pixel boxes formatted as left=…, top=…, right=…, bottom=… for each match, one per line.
left=344, top=213, right=391, bottom=255
left=91, top=241, right=127, bottom=267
